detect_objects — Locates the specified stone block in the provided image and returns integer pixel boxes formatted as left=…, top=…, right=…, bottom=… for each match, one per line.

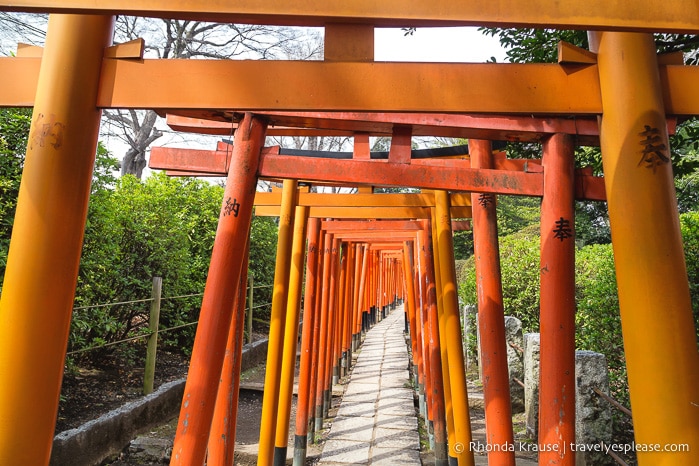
left=372, top=427, right=420, bottom=449
left=376, top=413, right=418, bottom=431
left=523, top=332, right=540, bottom=439
left=370, top=446, right=421, bottom=465
left=575, top=350, right=613, bottom=466
left=330, top=416, right=375, bottom=442
left=319, top=439, right=370, bottom=464
left=504, top=316, right=525, bottom=413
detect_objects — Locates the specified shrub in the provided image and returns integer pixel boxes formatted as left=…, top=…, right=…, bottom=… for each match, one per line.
left=71, top=173, right=278, bottom=361
left=680, top=211, right=699, bottom=346
left=574, top=243, right=627, bottom=404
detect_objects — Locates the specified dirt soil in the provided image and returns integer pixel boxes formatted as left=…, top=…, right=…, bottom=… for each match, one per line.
left=57, top=335, right=325, bottom=465
left=57, top=350, right=190, bottom=433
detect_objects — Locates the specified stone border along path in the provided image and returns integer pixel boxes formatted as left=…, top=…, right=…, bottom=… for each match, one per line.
left=318, top=305, right=422, bottom=465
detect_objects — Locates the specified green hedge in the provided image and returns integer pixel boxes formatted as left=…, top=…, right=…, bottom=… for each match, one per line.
left=458, top=215, right=699, bottom=405
left=71, top=173, right=278, bottom=359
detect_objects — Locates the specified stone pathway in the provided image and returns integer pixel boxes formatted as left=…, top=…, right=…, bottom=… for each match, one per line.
left=318, top=305, right=421, bottom=465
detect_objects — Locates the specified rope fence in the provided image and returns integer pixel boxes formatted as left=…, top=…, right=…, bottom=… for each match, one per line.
left=66, top=276, right=272, bottom=395
left=591, top=386, right=632, bottom=418
left=590, top=385, right=633, bottom=465
left=506, top=336, right=634, bottom=465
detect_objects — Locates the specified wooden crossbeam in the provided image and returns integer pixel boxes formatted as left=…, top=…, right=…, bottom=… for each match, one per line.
left=321, top=220, right=423, bottom=231
left=167, top=112, right=610, bottom=145
left=255, top=192, right=473, bottom=208
left=99, top=60, right=606, bottom=115
left=254, top=205, right=472, bottom=219
left=0, top=0, right=696, bottom=32
left=150, top=145, right=606, bottom=200
left=257, top=153, right=606, bottom=200
left=2, top=58, right=698, bottom=116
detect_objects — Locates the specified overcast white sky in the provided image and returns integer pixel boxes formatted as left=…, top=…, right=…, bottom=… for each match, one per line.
left=106, top=25, right=509, bottom=178
left=375, top=27, right=507, bottom=62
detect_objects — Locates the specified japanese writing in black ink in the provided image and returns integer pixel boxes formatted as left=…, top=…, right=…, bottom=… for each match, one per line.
left=553, top=217, right=573, bottom=241
left=31, top=113, right=65, bottom=150
left=223, top=197, right=240, bottom=217
left=638, top=125, right=670, bottom=172
left=478, top=193, right=494, bottom=208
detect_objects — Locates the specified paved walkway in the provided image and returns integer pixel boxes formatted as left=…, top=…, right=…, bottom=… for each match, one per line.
left=318, top=305, right=421, bottom=465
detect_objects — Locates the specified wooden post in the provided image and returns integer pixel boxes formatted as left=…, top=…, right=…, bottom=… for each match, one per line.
left=247, top=276, right=254, bottom=344
left=143, top=276, right=163, bottom=395
left=258, top=179, right=299, bottom=466
left=274, top=205, right=309, bottom=465
left=591, top=31, right=699, bottom=465
left=314, top=233, right=333, bottom=434
left=539, top=133, right=576, bottom=466
left=293, top=217, right=321, bottom=465
left=430, top=215, right=457, bottom=464
left=170, top=113, right=267, bottom=466
left=308, top=231, right=326, bottom=442
left=0, top=14, right=114, bottom=465
left=470, top=140, right=516, bottom=466
left=207, top=241, right=250, bottom=466
left=434, top=190, right=475, bottom=466
left=419, top=227, right=449, bottom=466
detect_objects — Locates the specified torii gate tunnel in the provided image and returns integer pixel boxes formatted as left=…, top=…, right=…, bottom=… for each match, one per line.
left=0, top=2, right=697, bottom=466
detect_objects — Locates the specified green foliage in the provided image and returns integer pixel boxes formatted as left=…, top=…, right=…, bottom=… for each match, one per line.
left=73, top=173, right=225, bottom=356
left=92, top=142, right=120, bottom=193
left=575, top=201, right=610, bottom=246
left=459, top=214, right=699, bottom=406
left=479, top=28, right=587, bottom=64
left=452, top=230, right=474, bottom=260
left=496, top=196, right=541, bottom=238
left=0, top=108, right=31, bottom=273
left=574, top=244, right=627, bottom=404
left=248, top=214, right=278, bottom=320
left=495, top=225, right=542, bottom=331
left=680, top=211, right=699, bottom=345
left=70, top=173, right=279, bottom=361
left=459, top=223, right=542, bottom=333
left=672, top=118, right=699, bottom=212
left=0, top=105, right=279, bottom=360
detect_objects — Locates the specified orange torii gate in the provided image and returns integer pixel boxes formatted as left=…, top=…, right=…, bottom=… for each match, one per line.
left=0, top=3, right=696, bottom=466
left=252, top=194, right=472, bottom=465
left=152, top=123, right=607, bottom=466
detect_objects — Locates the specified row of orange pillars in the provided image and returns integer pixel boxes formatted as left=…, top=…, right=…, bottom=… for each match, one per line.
left=175, top=182, right=489, bottom=466
left=165, top=119, right=582, bottom=466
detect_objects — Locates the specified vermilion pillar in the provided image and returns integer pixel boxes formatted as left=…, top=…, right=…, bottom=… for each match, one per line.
left=355, top=245, right=369, bottom=346
left=274, top=205, right=309, bottom=465
left=469, top=140, right=515, bottom=466
left=332, top=243, right=346, bottom=385
left=539, top=134, right=576, bottom=466
left=434, top=191, right=475, bottom=466
left=430, top=217, right=456, bottom=463
left=414, top=238, right=431, bottom=420
left=171, top=113, right=267, bottom=465
left=207, top=240, right=250, bottom=465
left=314, top=233, right=333, bottom=433
left=322, top=237, right=341, bottom=418
left=0, top=14, right=114, bottom=465
left=294, top=217, right=321, bottom=465
left=341, top=243, right=355, bottom=376
left=402, top=241, right=420, bottom=386
left=419, top=227, right=449, bottom=466
left=308, top=230, right=326, bottom=442
left=591, top=31, right=699, bottom=465
left=258, top=179, right=299, bottom=466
